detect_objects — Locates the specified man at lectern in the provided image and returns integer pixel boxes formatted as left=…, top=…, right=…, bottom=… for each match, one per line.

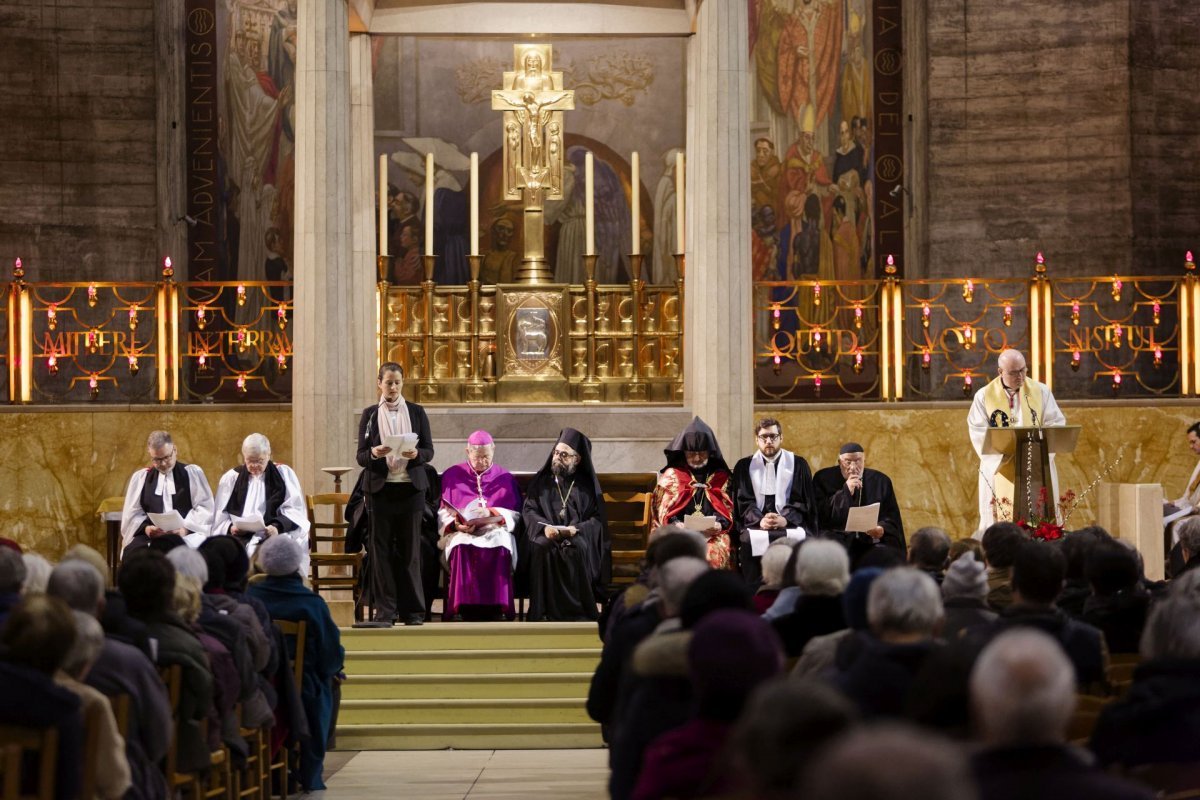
left=968, top=349, right=1066, bottom=529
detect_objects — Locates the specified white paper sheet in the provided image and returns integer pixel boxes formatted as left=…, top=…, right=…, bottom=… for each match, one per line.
left=683, top=514, right=717, bottom=532
left=232, top=513, right=267, bottom=533
left=383, top=432, right=419, bottom=453
left=748, top=529, right=770, bottom=556
left=845, top=503, right=880, bottom=533
left=784, top=527, right=806, bottom=542
left=148, top=510, right=187, bottom=532
left=1164, top=502, right=1193, bottom=526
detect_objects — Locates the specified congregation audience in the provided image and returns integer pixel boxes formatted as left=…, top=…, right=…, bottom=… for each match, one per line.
left=771, top=539, right=849, bottom=657
left=909, top=525, right=951, bottom=584
left=940, top=551, right=996, bottom=639
left=980, top=521, right=1025, bottom=610
left=1080, top=538, right=1150, bottom=654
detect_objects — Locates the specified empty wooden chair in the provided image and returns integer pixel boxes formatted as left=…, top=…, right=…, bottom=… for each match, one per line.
left=306, top=494, right=364, bottom=621
left=0, top=725, right=59, bottom=800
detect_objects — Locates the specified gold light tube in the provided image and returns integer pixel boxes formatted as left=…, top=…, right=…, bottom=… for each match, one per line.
left=19, top=289, right=32, bottom=402
left=1030, top=281, right=1041, bottom=384
left=892, top=284, right=904, bottom=399
left=6, top=289, right=16, bottom=402
left=1193, top=281, right=1200, bottom=395
left=169, top=286, right=180, bottom=401
left=1042, top=282, right=1054, bottom=390
left=880, top=285, right=891, bottom=401
left=156, top=285, right=168, bottom=402
left=1183, top=282, right=1192, bottom=396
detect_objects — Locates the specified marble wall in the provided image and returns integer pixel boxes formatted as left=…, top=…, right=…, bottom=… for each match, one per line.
left=2, top=407, right=292, bottom=560
left=769, top=401, right=1199, bottom=538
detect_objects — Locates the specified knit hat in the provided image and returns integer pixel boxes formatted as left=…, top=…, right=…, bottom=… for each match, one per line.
left=941, top=551, right=988, bottom=600
left=842, top=567, right=883, bottom=630
left=688, top=609, right=783, bottom=719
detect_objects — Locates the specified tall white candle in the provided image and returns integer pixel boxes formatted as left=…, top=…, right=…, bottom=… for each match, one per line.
left=469, top=152, right=479, bottom=257
left=379, top=153, right=388, bottom=256
left=675, top=151, right=685, bottom=254
left=585, top=152, right=595, bottom=256
left=630, top=151, right=640, bottom=256
left=424, top=152, right=434, bottom=257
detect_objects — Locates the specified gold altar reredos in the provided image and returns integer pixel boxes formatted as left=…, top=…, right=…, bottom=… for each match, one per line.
left=378, top=43, right=686, bottom=405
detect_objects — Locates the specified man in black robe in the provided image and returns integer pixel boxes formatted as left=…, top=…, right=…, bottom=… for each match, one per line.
left=522, top=428, right=610, bottom=621
left=813, top=442, right=905, bottom=565
left=731, top=417, right=818, bottom=584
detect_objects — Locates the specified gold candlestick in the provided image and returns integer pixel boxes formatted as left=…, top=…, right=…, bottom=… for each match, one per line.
left=626, top=253, right=647, bottom=400
left=377, top=254, right=390, bottom=284
left=673, top=253, right=685, bottom=401
left=466, top=254, right=485, bottom=401
left=420, top=255, right=438, bottom=399
left=581, top=254, right=601, bottom=401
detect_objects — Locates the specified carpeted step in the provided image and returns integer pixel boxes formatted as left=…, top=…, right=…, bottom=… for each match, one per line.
left=340, top=672, right=595, bottom=700
left=339, top=621, right=601, bottom=651
left=334, top=722, right=604, bottom=751
left=338, top=697, right=591, bottom=725
left=344, top=648, right=601, bottom=675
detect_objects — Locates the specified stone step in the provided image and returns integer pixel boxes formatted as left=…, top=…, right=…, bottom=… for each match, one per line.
left=338, top=697, right=590, bottom=725
left=343, top=648, right=601, bottom=675
left=339, top=621, right=600, bottom=651
left=334, top=722, right=604, bottom=751
left=340, top=672, right=594, bottom=700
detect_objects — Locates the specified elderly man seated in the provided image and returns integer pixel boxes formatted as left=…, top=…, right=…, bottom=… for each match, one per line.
left=521, top=428, right=610, bottom=621
left=436, top=430, right=523, bottom=620
left=248, top=535, right=344, bottom=793
left=813, top=442, right=906, bottom=565
left=212, top=433, right=310, bottom=574
left=120, top=430, right=215, bottom=553
left=971, top=629, right=1153, bottom=800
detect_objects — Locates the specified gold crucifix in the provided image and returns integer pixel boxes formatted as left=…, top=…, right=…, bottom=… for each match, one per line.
left=492, top=44, right=574, bottom=283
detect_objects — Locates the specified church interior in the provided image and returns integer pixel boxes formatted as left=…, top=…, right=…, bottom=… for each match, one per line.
left=3, top=0, right=1200, bottom=796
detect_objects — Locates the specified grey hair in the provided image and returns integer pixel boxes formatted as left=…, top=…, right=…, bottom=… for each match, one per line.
left=167, top=547, right=209, bottom=585
left=1140, top=593, right=1200, bottom=660
left=761, top=541, right=794, bottom=588
left=971, top=628, right=1075, bottom=745
left=21, top=554, right=52, bottom=596
left=0, top=547, right=26, bottom=594
left=241, top=433, right=272, bottom=458
left=794, top=540, right=850, bottom=597
left=1169, top=569, right=1200, bottom=598
left=146, top=430, right=173, bottom=450
left=867, top=567, right=944, bottom=636
left=62, top=610, right=105, bottom=679
left=659, top=557, right=710, bottom=618
left=1178, top=517, right=1200, bottom=557
left=258, top=534, right=304, bottom=577
left=47, top=561, right=105, bottom=613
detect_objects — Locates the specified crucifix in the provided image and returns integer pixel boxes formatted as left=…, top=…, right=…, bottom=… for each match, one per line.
left=492, top=44, right=575, bottom=284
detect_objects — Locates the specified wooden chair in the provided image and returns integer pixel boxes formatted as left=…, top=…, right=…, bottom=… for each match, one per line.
left=0, top=725, right=59, bottom=800
left=158, top=663, right=206, bottom=798
left=269, top=619, right=308, bottom=800
left=77, top=702, right=105, bottom=800
left=1067, top=694, right=1113, bottom=744
left=306, top=493, right=364, bottom=621
left=600, top=473, right=658, bottom=587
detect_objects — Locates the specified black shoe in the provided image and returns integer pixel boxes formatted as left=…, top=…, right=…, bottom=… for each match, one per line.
left=352, top=619, right=393, bottom=628
left=402, top=614, right=425, bottom=626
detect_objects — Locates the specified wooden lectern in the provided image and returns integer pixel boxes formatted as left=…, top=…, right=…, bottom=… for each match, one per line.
left=982, top=425, right=1081, bottom=520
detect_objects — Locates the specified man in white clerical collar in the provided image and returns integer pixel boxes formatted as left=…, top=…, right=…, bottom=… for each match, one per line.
left=731, top=417, right=818, bottom=584
left=119, top=430, right=215, bottom=554
left=1165, top=420, right=1200, bottom=575
left=967, top=349, right=1066, bottom=529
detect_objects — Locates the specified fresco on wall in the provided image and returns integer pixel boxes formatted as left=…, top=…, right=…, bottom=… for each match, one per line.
left=372, top=37, right=686, bottom=286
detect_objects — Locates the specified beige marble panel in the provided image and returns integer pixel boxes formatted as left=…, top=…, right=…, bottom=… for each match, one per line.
left=0, top=407, right=292, bottom=560
left=769, top=401, right=1199, bottom=538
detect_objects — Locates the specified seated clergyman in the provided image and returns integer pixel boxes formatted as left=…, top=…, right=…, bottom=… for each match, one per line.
left=211, top=433, right=311, bottom=574
left=120, top=430, right=215, bottom=554
left=813, top=442, right=906, bottom=565
left=436, top=430, right=523, bottom=620
left=652, top=417, right=736, bottom=570
left=521, top=428, right=610, bottom=621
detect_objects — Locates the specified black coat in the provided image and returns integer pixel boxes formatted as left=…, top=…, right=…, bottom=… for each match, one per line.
left=972, top=745, right=1154, bottom=800
left=356, top=402, right=434, bottom=494
left=1080, top=591, right=1149, bottom=656
left=812, top=466, right=905, bottom=562
left=1091, top=659, right=1200, bottom=768
left=730, top=451, right=818, bottom=536
left=771, top=594, right=847, bottom=658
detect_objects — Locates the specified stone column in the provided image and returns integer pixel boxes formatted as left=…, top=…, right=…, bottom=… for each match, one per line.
left=349, top=34, right=380, bottom=427
left=684, top=0, right=754, bottom=453
left=293, top=0, right=371, bottom=495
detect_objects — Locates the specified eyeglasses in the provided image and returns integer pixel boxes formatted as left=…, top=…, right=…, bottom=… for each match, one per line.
left=756, top=433, right=781, bottom=442
left=1001, top=368, right=1027, bottom=377
left=552, top=450, right=579, bottom=461
left=150, top=453, right=175, bottom=464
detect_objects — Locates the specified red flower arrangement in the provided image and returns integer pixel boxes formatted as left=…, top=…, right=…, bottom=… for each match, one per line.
left=1016, top=487, right=1073, bottom=541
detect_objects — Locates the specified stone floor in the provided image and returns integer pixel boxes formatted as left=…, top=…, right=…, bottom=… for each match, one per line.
left=304, top=748, right=609, bottom=799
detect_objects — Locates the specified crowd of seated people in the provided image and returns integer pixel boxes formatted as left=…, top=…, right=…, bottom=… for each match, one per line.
left=0, top=532, right=342, bottom=797
left=586, top=515, right=1200, bottom=800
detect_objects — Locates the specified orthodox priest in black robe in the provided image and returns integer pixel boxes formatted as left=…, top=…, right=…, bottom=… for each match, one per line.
left=731, top=418, right=818, bottom=583
left=813, top=442, right=906, bottom=566
left=522, top=428, right=610, bottom=621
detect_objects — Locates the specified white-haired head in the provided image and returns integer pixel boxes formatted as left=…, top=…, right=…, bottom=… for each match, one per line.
left=867, top=567, right=943, bottom=639
left=62, top=610, right=105, bottom=680
left=241, top=433, right=272, bottom=458
left=167, top=547, right=209, bottom=586
left=658, top=556, right=710, bottom=618
left=794, top=540, right=850, bottom=597
left=761, top=541, right=795, bottom=588
left=971, top=628, right=1075, bottom=745
left=258, top=535, right=304, bottom=577
left=21, top=554, right=52, bottom=596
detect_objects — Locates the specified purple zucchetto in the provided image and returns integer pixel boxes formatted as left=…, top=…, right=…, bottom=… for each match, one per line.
left=467, top=430, right=494, bottom=447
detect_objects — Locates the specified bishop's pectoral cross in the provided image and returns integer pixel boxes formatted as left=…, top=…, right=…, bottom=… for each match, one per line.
left=491, top=44, right=574, bottom=283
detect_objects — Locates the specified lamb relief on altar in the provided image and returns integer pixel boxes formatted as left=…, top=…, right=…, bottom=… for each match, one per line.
left=371, top=36, right=686, bottom=287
